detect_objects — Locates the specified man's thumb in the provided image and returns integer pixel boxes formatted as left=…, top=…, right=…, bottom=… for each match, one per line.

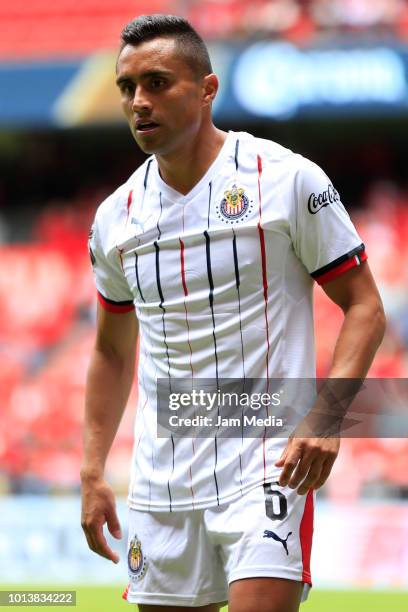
left=275, top=447, right=287, bottom=467
left=107, top=513, right=122, bottom=539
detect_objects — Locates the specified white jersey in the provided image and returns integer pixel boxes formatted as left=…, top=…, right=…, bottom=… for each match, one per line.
left=89, top=131, right=366, bottom=511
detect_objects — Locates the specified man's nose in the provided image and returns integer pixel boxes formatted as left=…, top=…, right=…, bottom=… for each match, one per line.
left=132, top=86, right=152, bottom=114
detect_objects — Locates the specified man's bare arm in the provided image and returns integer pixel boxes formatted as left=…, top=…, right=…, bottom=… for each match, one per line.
left=81, top=303, right=138, bottom=562
left=277, top=263, right=386, bottom=493
left=320, top=262, right=386, bottom=378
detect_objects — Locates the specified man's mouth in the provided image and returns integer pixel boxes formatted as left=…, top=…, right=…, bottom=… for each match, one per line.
left=136, top=121, right=160, bottom=133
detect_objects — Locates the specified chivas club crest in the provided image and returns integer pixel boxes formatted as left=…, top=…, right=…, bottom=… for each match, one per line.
left=127, top=534, right=147, bottom=580
left=217, top=184, right=252, bottom=223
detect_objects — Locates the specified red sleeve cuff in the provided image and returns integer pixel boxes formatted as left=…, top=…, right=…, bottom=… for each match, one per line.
left=97, top=291, right=134, bottom=313
left=311, top=244, right=367, bottom=286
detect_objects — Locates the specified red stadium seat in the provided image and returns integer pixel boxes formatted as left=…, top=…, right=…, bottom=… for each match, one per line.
left=0, top=0, right=177, bottom=59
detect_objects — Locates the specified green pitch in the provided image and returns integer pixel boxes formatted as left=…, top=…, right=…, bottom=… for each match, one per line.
left=1, top=586, right=408, bottom=611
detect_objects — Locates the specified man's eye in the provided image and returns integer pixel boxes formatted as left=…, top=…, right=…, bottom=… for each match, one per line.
left=121, top=83, right=134, bottom=96
left=150, top=78, right=165, bottom=89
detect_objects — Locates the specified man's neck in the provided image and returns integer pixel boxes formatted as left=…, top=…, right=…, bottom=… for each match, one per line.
left=156, top=125, right=228, bottom=196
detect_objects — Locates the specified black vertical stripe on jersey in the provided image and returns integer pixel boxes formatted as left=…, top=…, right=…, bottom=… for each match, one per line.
left=154, top=242, right=171, bottom=379
left=203, top=228, right=220, bottom=505
left=134, top=252, right=145, bottom=303
left=232, top=229, right=246, bottom=380
left=232, top=227, right=245, bottom=495
left=204, top=230, right=219, bottom=383
left=145, top=318, right=158, bottom=512
left=166, top=435, right=175, bottom=512
left=157, top=192, right=163, bottom=239
left=154, top=239, right=174, bottom=512
left=204, top=183, right=218, bottom=380
left=234, top=139, right=240, bottom=171
left=154, top=200, right=174, bottom=511
left=140, top=159, right=153, bottom=218
left=154, top=195, right=168, bottom=376
left=154, top=245, right=169, bottom=369
left=144, top=158, right=153, bottom=189
left=233, top=137, right=245, bottom=491
left=204, top=181, right=220, bottom=505
left=204, top=183, right=220, bottom=503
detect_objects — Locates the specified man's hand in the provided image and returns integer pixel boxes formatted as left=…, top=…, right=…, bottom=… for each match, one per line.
left=81, top=473, right=122, bottom=563
left=275, top=437, right=340, bottom=495
left=80, top=305, right=137, bottom=563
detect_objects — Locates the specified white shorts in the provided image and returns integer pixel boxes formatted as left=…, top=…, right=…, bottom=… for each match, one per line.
left=122, top=482, right=314, bottom=607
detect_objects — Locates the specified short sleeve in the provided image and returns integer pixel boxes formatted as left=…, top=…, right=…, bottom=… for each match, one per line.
left=88, top=214, right=134, bottom=313
left=292, top=160, right=367, bottom=285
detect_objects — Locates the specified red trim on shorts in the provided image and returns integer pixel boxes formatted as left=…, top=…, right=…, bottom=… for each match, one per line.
left=97, top=291, right=134, bottom=313
left=314, top=250, right=367, bottom=286
left=299, top=489, right=314, bottom=584
left=122, top=583, right=130, bottom=600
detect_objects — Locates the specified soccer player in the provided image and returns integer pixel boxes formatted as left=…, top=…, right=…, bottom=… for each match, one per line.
left=80, top=14, right=385, bottom=612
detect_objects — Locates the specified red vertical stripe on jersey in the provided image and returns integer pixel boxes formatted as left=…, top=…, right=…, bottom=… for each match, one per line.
left=299, top=489, right=314, bottom=584
left=126, top=190, right=133, bottom=220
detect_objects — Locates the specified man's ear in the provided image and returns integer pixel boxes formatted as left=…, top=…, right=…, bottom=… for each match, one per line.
left=202, top=73, right=219, bottom=106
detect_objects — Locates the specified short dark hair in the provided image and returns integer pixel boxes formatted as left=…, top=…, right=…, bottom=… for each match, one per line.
left=119, top=14, right=213, bottom=78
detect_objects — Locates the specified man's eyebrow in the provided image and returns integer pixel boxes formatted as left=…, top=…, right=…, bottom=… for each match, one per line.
left=116, top=70, right=173, bottom=86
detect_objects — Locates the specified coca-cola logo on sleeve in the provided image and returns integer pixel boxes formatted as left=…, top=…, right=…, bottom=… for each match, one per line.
left=307, top=184, right=340, bottom=214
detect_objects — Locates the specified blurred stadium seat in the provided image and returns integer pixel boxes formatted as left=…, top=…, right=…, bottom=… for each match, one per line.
left=1, top=0, right=408, bottom=60
left=0, top=0, right=177, bottom=59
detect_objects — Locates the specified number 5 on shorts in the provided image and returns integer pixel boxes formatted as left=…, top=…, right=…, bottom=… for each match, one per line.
left=263, top=483, right=288, bottom=521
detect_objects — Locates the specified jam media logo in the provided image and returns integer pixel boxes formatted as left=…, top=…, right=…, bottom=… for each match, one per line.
left=308, top=184, right=340, bottom=214
left=263, top=529, right=292, bottom=555
left=128, top=534, right=147, bottom=581
left=217, top=184, right=253, bottom=223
